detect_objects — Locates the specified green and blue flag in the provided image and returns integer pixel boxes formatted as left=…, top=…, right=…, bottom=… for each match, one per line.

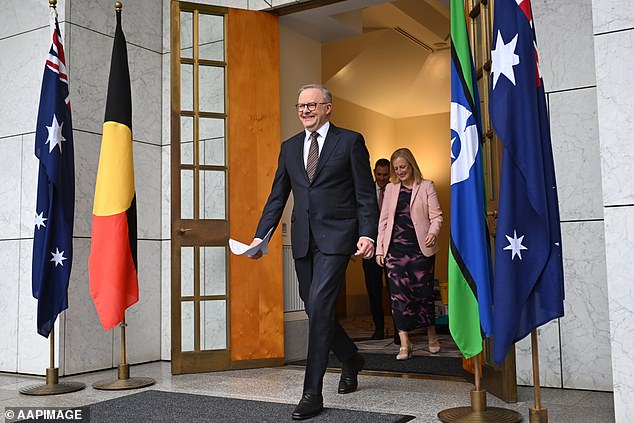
left=448, top=0, right=494, bottom=359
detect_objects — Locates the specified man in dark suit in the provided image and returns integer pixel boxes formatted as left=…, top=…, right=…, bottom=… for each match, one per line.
left=363, top=158, right=390, bottom=340
left=248, top=84, right=377, bottom=420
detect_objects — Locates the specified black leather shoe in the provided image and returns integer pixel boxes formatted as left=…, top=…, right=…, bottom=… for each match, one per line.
left=338, top=353, right=364, bottom=394
left=393, top=333, right=401, bottom=345
left=371, top=329, right=384, bottom=340
left=292, top=393, right=323, bottom=420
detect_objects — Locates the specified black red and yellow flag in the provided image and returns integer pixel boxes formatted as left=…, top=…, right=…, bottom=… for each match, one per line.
left=88, top=8, right=138, bottom=330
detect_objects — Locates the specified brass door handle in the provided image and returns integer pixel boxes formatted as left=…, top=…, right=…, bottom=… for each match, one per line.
left=179, top=228, right=192, bottom=234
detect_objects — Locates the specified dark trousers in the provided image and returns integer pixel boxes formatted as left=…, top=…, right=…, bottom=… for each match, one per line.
left=294, top=237, right=357, bottom=395
left=362, top=258, right=386, bottom=331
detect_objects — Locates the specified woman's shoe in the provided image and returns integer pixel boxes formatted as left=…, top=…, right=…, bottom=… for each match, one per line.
left=396, top=343, right=413, bottom=360
left=428, top=338, right=441, bottom=354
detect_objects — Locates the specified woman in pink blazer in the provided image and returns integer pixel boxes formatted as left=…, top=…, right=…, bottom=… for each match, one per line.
left=375, top=148, right=443, bottom=360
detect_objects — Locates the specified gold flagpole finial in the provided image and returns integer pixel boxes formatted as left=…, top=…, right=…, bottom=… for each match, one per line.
left=49, top=0, right=57, bottom=8
left=115, top=1, right=122, bottom=11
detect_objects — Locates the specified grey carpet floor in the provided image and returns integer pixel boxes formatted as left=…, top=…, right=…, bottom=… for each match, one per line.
left=21, top=389, right=415, bottom=422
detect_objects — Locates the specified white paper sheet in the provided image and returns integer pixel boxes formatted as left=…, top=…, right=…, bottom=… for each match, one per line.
left=228, top=227, right=274, bottom=256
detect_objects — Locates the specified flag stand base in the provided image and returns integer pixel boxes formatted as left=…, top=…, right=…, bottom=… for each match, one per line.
left=20, top=367, right=85, bottom=396
left=92, top=363, right=155, bottom=391
left=529, top=407, right=548, bottom=422
left=438, top=389, right=522, bottom=422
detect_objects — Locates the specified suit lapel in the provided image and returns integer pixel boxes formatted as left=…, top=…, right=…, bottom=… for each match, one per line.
left=311, top=124, right=338, bottom=183
left=410, top=181, right=421, bottom=206
left=289, top=132, right=310, bottom=184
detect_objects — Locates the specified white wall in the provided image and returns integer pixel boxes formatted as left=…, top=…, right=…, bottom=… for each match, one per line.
left=592, top=0, right=634, bottom=420
left=512, top=0, right=613, bottom=393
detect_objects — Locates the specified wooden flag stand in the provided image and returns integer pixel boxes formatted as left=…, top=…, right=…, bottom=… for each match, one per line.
left=93, top=318, right=155, bottom=391
left=529, top=330, right=548, bottom=422
left=438, top=353, right=522, bottom=422
left=20, top=328, right=85, bottom=396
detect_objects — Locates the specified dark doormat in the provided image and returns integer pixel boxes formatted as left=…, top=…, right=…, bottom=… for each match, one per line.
left=290, top=352, right=467, bottom=378
left=20, top=389, right=415, bottom=423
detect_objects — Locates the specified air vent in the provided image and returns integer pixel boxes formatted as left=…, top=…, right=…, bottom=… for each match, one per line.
left=394, top=26, right=434, bottom=53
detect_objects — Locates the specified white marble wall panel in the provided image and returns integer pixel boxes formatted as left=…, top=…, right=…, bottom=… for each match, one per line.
left=592, top=0, right=634, bottom=34
left=162, top=146, right=171, bottom=238
left=17, top=239, right=61, bottom=375
left=532, top=0, right=596, bottom=92
left=0, top=27, right=50, bottom=139
left=72, top=131, right=101, bottom=239
left=560, top=221, right=612, bottom=390
left=595, top=30, right=634, bottom=206
left=68, top=0, right=162, bottom=52
left=112, top=240, right=162, bottom=364
left=549, top=88, right=603, bottom=221
left=515, top=320, right=562, bottom=388
left=161, top=240, right=171, bottom=360
left=20, top=134, right=40, bottom=238
left=162, top=54, right=171, bottom=146
left=0, top=135, right=23, bottom=239
left=162, top=0, right=171, bottom=54
left=133, top=142, right=162, bottom=240
left=63, top=237, right=113, bottom=375
left=128, top=48, right=163, bottom=145
left=68, top=25, right=162, bottom=145
left=0, top=240, right=20, bottom=372
left=604, top=207, right=634, bottom=421
left=2, top=0, right=66, bottom=40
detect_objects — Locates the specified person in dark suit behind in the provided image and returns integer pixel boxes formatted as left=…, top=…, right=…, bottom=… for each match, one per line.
left=362, top=158, right=390, bottom=340
left=248, top=84, right=378, bottom=420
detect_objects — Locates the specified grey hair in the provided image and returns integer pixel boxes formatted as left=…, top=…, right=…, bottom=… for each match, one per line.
left=298, top=84, right=332, bottom=103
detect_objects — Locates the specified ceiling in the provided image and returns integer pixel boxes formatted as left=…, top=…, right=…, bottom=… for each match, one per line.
left=280, top=0, right=450, bottom=119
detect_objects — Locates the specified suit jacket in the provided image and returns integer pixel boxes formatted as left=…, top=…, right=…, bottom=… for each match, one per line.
left=376, top=180, right=443, bottom=258
left=255, top=124, right=378, bottom=258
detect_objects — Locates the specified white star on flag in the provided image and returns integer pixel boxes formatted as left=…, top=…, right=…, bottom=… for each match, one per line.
left=34, top=211, right=47, bottom=230
left=491, top=30, right=520, bottom=89
left=45, top=114, right=65, bottom=153
left=50, top=248, right=67, bottom=267
left=503, top=230, right=527, bottom=260
left=450, top=137, right=456, bottom=160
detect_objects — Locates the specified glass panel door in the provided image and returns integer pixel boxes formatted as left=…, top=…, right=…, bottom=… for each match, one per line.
left=171, top=1, right=230, bottom=374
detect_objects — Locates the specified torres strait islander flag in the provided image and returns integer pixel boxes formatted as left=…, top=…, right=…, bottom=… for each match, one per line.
left=88, top=8, right=138, bottom=330
left=448, top=0, right=494, bottom=359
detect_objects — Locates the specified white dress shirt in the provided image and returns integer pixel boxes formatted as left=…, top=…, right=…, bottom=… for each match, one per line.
left=302, top=121, right=330, bottom=167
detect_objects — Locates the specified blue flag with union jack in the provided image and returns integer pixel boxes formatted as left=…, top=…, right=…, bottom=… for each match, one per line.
left=32, top=9, right=75, bottom=338
left=489, top=0, right=564, bottom=365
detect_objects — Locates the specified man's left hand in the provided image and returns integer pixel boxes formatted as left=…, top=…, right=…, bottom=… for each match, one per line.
left=355, top=238, right=375, bottom=259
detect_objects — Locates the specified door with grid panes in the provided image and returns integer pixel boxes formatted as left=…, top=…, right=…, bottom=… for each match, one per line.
left=170, top=1, right=284, bottom=374
left=466, top=0, right=517, bottom=402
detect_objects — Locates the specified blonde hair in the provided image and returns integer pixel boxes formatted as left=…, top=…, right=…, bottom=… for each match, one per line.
left=389, top=148, right=423, bottom=184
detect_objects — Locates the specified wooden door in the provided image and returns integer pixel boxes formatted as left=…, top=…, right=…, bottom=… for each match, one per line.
left=170, top=1, right=283, bottom=374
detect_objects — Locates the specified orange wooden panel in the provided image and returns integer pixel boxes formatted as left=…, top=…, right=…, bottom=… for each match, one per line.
left=227, top=8, right=283, bottom=362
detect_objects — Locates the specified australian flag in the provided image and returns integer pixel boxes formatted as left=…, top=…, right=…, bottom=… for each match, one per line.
left=489, top=0, right=564, bottom=365
left=32, top=9, right=75, bottom=338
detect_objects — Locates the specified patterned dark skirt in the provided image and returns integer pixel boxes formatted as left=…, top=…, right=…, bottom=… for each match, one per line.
left=385, top=250, right=436, bottom=332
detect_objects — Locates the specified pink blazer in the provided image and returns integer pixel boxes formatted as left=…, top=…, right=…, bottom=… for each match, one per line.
left=376, top=180, right=443, bottom=258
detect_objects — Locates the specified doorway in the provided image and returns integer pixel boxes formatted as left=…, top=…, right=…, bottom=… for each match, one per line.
left=275, top=0, right=516, bottom=401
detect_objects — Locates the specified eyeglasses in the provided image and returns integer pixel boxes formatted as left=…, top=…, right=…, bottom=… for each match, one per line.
left=295, top=102, right=329, bottom=112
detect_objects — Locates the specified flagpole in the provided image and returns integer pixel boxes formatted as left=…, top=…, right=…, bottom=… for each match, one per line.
left=20, top=326, right=86, bottom=396
left=93, top=315, right=155, bottom=390
left=529, top=330, right=548, bottom=422
left=438, top=351, right=522, bottom=422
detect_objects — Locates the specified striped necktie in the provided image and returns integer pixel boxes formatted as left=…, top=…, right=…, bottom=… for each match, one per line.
left=306, top=132, right=319, bottom=182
